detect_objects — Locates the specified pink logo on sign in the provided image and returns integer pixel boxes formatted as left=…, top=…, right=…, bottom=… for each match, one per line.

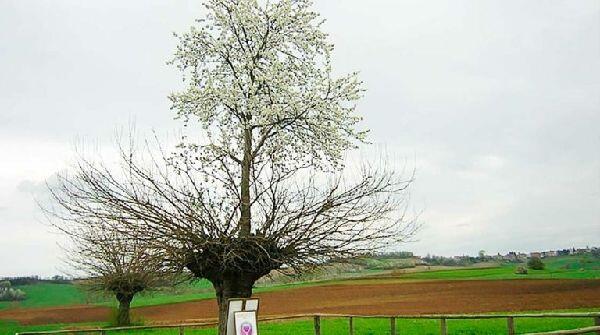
left=240, top=322, right=253, bottom=335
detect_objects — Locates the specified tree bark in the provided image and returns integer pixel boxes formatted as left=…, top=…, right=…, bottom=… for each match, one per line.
left=212, top=273, right=256, bottom=335
left=115, top=293, right=134, bottom=326
left=239, top=127, right=252, bottom=237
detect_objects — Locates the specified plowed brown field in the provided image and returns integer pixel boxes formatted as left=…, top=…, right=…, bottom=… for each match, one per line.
left=2, top=279, right=600, bottom=325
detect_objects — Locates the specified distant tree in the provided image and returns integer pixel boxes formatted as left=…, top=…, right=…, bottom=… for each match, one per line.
left=3, top=277, right=40, bottom=286
left=527, top=257, right=545, bottom=270
left=0, top=281, right=26, bottom=301
left=478, top=250, right=486, bottom=260
left=58, top=222, right=175, bottom=326
left=557, top=249, right=570, bottom=256
left=378, top=251, right=414, bottom=259
left=49, top=275, right=70, bottom=284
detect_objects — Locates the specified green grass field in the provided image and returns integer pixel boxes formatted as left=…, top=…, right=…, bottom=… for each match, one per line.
left=3, top=310, right=600, bottom=335
left=0, top=280, right=219, bottom=310
left=0, top=284, right=87, bottom=310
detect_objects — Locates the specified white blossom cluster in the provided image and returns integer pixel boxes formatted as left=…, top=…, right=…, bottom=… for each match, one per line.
left=170, top=0, right=366, bottom=179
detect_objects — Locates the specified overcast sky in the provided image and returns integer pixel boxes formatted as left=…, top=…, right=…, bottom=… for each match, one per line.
left=1, top=0, right=599, bottom=277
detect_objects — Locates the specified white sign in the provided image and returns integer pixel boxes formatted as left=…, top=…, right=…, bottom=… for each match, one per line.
left=245, top=299, right=259, bottom=311
left=234, top=311, right=258, bottom=335
left=227, top=300, right=244, bottom=335
left=227, top=298, right=260, bottom=335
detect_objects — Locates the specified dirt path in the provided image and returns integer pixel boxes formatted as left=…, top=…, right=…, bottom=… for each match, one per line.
left=2, top=279, right=600, bottom=325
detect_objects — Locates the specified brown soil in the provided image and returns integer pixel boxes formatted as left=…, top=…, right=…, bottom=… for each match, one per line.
left=2, top=279, right=599, bottom=326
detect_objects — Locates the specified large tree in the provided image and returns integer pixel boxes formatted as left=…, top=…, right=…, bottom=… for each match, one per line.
left=49, top=0, right=417, bottom=333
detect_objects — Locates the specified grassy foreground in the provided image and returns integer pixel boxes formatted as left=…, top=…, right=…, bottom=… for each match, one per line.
left=2, top=311, right=600, bottom=335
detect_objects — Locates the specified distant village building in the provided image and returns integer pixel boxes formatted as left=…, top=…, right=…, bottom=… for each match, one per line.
left=414, top=244, right=596, bottom=267
left=505, top=252, right=518, bottom=261
left=575, top=247, right=590, bottom=255
left=502, top=252, right=527, bottom=262
left=541, top=251, right=558, bottom=258
left=413, top=256, right=427, bottom=266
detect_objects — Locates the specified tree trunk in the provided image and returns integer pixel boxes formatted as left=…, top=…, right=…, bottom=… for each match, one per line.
left=212, top=273, right=256, bottom=335
left=239, top=127, right=252, bottom=237
left=115, top=293, right=134, bottom=326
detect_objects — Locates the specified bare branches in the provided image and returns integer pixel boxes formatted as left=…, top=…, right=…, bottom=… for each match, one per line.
left=47, top=138, right=417, bottom=278
left=255, top=165, right=418, bottom=269
left=65, top=225, right=168, bottom=294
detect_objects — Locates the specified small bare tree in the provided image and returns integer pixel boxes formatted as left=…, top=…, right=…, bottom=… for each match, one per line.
left=56, top=219, right=172, bottom=326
